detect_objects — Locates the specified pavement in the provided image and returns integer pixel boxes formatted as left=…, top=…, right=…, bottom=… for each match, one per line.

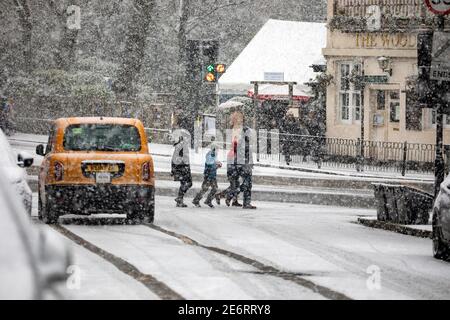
left=357, top=216, right=432, bottom=239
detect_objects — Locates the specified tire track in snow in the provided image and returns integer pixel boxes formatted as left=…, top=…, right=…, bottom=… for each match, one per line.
left=50, top=224, right=184, bottom=300
left=145, top=224, right=352, bottom=300
left=259, top=223, right=450, bottom=299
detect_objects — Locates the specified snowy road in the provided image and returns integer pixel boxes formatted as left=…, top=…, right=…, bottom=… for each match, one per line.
left=31, top=194, right=450, bottom=300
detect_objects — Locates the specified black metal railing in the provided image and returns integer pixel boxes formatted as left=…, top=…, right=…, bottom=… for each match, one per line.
left=259, top=132, right=441, bottom=176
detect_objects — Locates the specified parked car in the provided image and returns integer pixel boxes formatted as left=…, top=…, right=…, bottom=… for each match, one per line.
left=0, top=164, right=72, bottom=299
left=0, top=128, right=33, bottom=215
left=36, top=117, right=155, bottom=224
left=432, top=176, right=450, bottom=260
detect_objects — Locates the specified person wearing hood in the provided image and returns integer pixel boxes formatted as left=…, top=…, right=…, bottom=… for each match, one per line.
left=193, top=146, right=222, bottom=208
left=171, top=130, right=192, bottom=207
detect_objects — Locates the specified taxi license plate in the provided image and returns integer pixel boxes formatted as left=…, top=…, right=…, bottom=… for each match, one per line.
left=96, top=172, right=111, bottom=184
left=86, top=164, right=119, bottom=173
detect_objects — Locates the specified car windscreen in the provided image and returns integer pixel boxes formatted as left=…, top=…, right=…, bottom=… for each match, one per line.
left=63, top=124, right=141, bottom=152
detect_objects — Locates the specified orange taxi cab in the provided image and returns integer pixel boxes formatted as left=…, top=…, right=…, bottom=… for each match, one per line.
left=36, top=117, right=155, bottom=224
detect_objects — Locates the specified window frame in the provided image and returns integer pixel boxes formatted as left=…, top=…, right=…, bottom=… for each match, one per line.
left=389, top=90, right=401, bottom=123
left=337, top=61, right=362, bottom=125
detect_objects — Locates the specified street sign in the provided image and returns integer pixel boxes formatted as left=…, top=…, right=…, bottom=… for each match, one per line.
left=430, top=31, right=450, bottom=81
left=363, top=75, right=389, bottom=84
left=424, top=0, right=450, bottom=16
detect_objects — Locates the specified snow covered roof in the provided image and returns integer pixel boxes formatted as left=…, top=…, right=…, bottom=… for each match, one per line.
left=219, top=19, right=327, bottom=95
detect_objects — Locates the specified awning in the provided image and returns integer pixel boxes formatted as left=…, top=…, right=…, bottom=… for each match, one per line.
left=217, top=96, right=253, bottom=111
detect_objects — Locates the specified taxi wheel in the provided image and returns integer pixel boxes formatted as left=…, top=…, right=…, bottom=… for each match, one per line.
left=143, top=204, right=154, bottom=224
left=41, top=195, right=59, bottom=225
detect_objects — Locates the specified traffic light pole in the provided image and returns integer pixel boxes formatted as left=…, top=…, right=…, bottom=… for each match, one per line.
left=434, top=15, right=446, bottom=198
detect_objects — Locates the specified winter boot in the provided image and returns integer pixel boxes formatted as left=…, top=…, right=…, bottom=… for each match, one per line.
left=175, top=198, right=188, bottom=208
left=232, top=200, right=243, bottom=207
left=192, top=199, right=201, bottom=208
left=205, top=201, right=214, bottom=208
left=215, top=194, right=221, bottom=205
left=243, top=204, right=257, bottom=210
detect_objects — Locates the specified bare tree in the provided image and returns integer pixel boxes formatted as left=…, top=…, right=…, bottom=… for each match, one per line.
left=113, top=0, right=156, bottom=99
left=12, top=0, right=32, bottom=72
left=173, top=0, right=250, bottom=80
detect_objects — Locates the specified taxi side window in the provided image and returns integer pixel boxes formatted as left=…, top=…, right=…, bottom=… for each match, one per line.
left=45, top=127, right=55, bottom=154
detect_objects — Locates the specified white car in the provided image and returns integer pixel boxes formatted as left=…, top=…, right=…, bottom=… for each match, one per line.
left=0, top=164, right=72, bottom=299
left=0, top=128, right=33, bottom=215
left=433, top=176, right=450, bottom=260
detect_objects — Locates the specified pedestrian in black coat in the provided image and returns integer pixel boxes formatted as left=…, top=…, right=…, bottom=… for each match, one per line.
left=171, top=132, right=192, bottom=207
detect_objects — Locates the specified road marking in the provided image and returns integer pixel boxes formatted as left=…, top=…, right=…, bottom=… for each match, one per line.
left=50, top=224, right=184, bottom=300
left=146, top=224, right=352, bottom=300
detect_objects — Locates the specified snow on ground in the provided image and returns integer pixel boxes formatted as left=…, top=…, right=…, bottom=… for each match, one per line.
left=31, top=196, right=158, bottom=300
left=31, top=193, right=450, bottom=300
left=153, top=196, right=450, bottom=300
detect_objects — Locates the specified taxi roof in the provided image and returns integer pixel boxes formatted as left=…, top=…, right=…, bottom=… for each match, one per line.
left=54, top=117, right=141, bottom=127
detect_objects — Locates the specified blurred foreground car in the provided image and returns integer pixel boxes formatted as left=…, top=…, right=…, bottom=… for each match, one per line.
left=432, top=176, right=450, bottom=260
left=0, top=165, right=72, bottom=299
left=36, top=117, right=155, bottom=224
left=0, top=128, right=33, bottom=215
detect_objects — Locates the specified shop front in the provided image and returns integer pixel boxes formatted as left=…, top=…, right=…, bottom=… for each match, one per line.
left=323, top=0, right=450, bottom=147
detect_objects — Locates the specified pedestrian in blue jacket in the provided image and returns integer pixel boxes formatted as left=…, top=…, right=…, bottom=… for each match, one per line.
left=193, top=147, right=222, bottom=208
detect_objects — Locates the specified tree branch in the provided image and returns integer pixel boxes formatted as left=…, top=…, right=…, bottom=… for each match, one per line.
left=185, top=0, right=250, bottom=33
left=47, top=0, right=64, bottom=20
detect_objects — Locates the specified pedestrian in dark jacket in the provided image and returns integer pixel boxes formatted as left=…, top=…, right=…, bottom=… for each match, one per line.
left=215, top=138, right=242, bottom=207
left=226, top=110, right=256, bottom=209
left=171, top=132, right=192, bottom=207
left=193, top=147, right=222, bottom=208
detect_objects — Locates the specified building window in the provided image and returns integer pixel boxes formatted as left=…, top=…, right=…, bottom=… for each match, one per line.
left=338, top=62, right=362, bottom=124
left=353, top=92, right=361, bottom=121
left=389, top=91, right=400, bottom=123
left=426, top=109, right=450, bottom=129
left=340, top=92, right=349, bottom=120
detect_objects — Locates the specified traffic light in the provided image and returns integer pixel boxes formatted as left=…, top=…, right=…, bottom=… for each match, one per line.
left=215, top=63, right=226, bottom=74
left=203, top=63, right=226, bottom=83
left=204, top=63, right=216, bottom=83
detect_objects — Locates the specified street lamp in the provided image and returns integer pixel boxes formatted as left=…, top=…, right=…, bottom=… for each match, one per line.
left=377, top=56, right=392, bottom=76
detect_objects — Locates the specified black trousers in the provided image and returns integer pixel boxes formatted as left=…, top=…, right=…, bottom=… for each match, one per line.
left=177, top=175, right=192, bottom=201
left=227, top=165, right=252, bottom=206
left=194, top=179, right=218, bottom=204
left=225, top=165, right=240, bottom=201
left=239, top=166, right=253, bottom=206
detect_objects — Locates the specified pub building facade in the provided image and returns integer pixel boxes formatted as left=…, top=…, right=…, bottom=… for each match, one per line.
left=323, top=0, right=450, bottom=146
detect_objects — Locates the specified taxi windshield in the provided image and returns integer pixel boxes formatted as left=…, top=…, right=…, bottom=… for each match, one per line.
left=63, top=124, right=141, bottom=152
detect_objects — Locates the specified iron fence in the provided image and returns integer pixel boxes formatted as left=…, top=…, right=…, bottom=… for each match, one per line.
left=259, top=132, right=441, bottom=176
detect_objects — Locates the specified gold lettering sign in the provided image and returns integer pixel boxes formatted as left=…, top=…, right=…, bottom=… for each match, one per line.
left=356, top=33, right=417, bottom=48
